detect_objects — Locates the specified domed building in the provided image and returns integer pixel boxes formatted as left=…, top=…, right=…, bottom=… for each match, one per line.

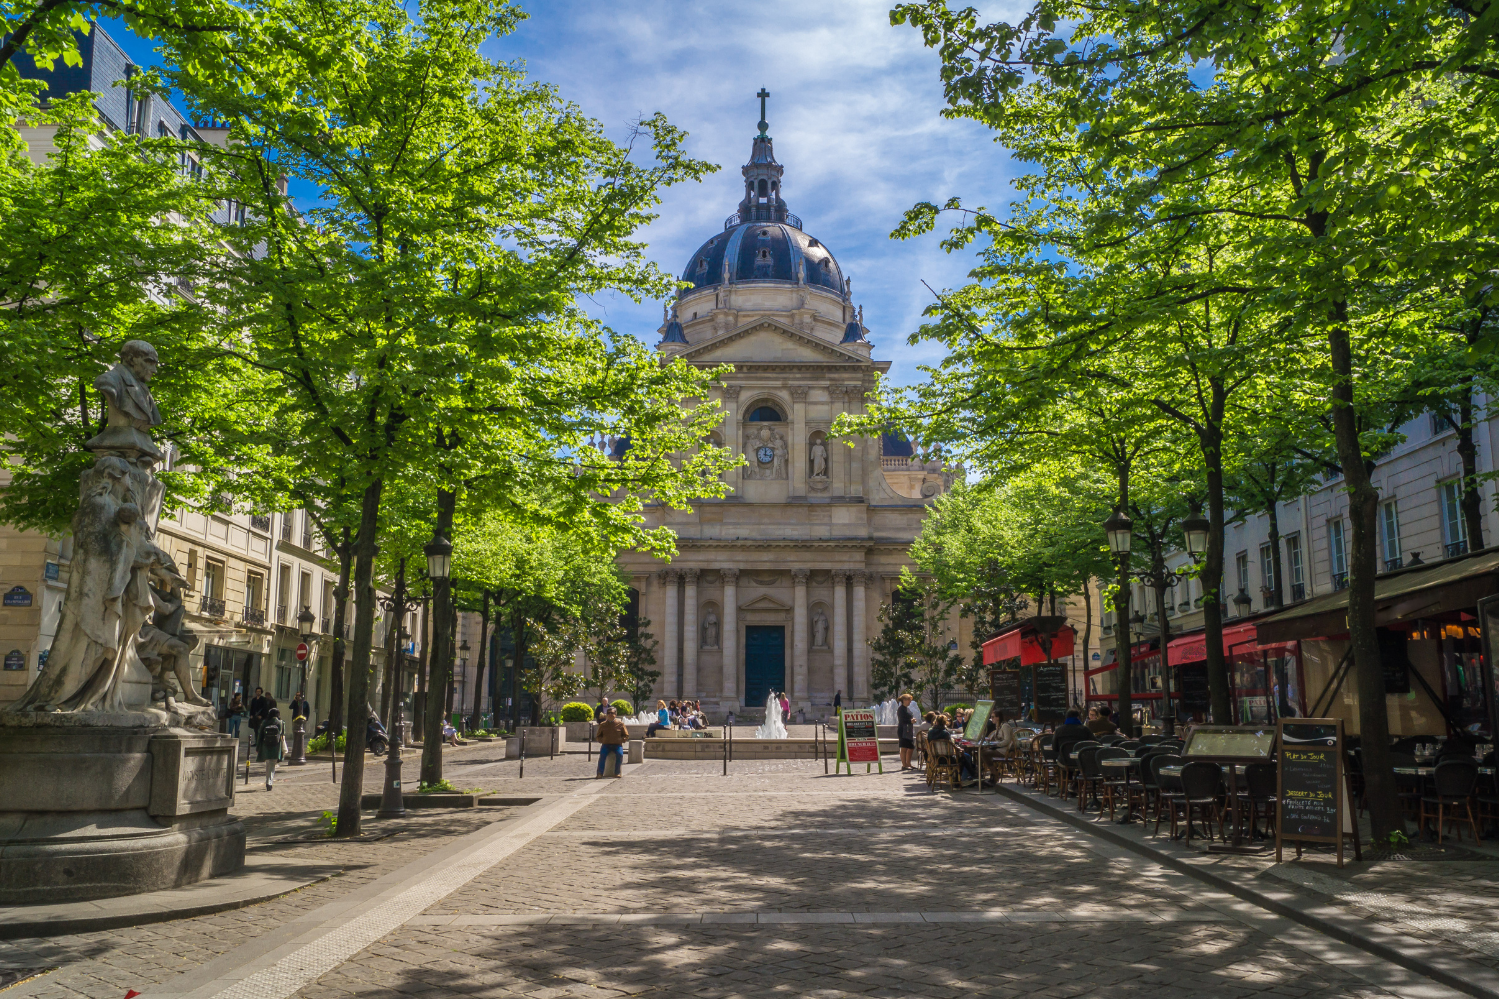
left=615, top=98, right=963, bottom=716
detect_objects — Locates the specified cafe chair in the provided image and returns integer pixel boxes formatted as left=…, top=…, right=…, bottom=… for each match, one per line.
left=1132, top=749, right=1168, bottom=821
left=1243, top=763, right=1279, bottom=840
left=1118, top=740, right=1143, bottom=752
left=926, top=738, right=961, bottom=793
left=1058, top=739, right=1098, bottom=800
left=915, top=730, right=929, bottom=773
left=1139, top=735, right=1166, bottom=746
left=1476, top=771, right=1499, bottom=838
left=1095, top=747, right=1130, bottom=820
left=1099, top=734, right=1126, bottom=746
left=1075, top=746, right=1107, bottom=813
left=1175, top=760, right=1224, bottom=845
left=1151, top=754, right=1185, bottom=836
left=1420, top=758, right=1481, bottom=844
left=1389, top=751, right=1423, bottom=821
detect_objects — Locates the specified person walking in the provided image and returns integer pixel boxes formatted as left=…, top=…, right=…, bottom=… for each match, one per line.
left=779, top=691, right=790, bottom=725
left=257, top=707, right=286, bottom=790
left=896, top=692, right=917, bottom=770
left=224, top=693, right=244, bottom=738
left=289, top=690, right=309, bottom=721
left=247, top=686, right=269, bottom=737
left=595, top=705, right=629, bottom=779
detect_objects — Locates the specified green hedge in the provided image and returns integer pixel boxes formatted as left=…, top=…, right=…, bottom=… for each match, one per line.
left=559, top=702, right=594, bottom=722
left=308, top=732, right=346, bottom=754
left=612, top=699, right=634, bottom=717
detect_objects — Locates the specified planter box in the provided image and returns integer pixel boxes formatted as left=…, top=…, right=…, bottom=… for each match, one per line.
left=564, top=721, right=595, bottom=742
left=518, top=727, right=560, bottom=756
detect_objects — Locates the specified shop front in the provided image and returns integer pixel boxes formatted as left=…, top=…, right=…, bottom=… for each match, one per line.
left=1167, top=622, right=1302, bottom=725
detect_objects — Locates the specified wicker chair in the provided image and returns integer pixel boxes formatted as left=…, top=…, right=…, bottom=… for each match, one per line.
left=926, top=738, right=961, bottom=792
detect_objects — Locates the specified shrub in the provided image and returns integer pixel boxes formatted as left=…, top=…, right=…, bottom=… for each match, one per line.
left=611, top=699, right=634, bottom=717
left=946, top=703, right=971, bottom=716
left=308, top=732, right=346, bottom=754
left=559, top=702, right=595, bottom=723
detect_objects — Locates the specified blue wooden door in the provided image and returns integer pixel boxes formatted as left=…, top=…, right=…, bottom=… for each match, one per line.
left=743, top=626, right=786, bottom=708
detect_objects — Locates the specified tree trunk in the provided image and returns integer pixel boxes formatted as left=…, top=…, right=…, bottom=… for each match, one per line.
left=1329, top=301, right=1399, bottom=839
left=1200, top=419, right=1232, bottom=723
left=1457, top=386, right=1485, bottom=551
left=470, top=590, right=490, bottom=729
left=420, top=489, right=457, bottom=787
left=1267, top=502, right=1285, bottom=608
left=1080, top=585, right=1092, bottom=711
left=333, top=477, right=384, bottom=837
left=327, top=528, right=351, bottom=738
left=445, top=601, right=458, bottom=719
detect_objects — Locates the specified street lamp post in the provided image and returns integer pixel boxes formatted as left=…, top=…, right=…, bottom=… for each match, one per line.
left=1102, top=509, right=1135, bottom=736
left=292, top=605, right=317, bottom=765
left=420, top=533, right=453, bottom=787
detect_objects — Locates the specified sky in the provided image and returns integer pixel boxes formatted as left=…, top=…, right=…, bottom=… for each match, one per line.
left=108, top=0, right=1027, bottom=387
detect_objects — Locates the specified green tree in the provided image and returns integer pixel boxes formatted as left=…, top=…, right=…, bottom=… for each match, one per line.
left=870, top=577, right=963, bottom=710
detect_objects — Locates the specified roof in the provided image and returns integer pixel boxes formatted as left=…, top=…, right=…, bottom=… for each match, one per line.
left=1255, top=546, right=1499, bottom=643
left=680, top=222, right=844, bottom=296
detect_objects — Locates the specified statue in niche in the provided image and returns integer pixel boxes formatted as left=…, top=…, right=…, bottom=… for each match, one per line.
left=771, top=428, right=788, bottom=480
left=810, top=440, right=828, bottom=478
left=702, top=607, right=720, bottom=649
left=744, top=426, right=789, bottom=480
left=812, top=608, right=829, bottom=649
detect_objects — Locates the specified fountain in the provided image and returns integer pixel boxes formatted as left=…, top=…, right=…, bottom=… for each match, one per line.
left=754, top=692, right=787, bottom=738
left=871, top=697, right=917, bottom=725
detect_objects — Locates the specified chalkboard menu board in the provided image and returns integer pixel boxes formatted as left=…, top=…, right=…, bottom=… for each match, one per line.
left=1178, top=663, right=1210, bottom=712
left=1277, top=717, right=1358, bottom=866
left=1033, top=664, right=1067, bottom=722
left=990, top=669, right=1023, bottom=719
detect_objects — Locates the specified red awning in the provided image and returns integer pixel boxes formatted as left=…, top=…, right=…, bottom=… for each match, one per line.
left=982, top=621, right=1075, bottom=666
left=1167, top=622, right=1295, bottom=665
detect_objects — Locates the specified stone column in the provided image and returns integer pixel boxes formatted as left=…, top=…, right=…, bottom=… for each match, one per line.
left=722, top=385, right=741, bottom=495
left=790, top=385, right=808, bottom=497
left=792, top=567, right=809, bottom=705
left=851, top=570, right=869, bottom=701
left=661, top=569, right=679, bottom=698
left=681, top=569, right=699, bottom=700
left=831, top=570, right=849, bottom=701
left=721, top=568, right=739, bottom=703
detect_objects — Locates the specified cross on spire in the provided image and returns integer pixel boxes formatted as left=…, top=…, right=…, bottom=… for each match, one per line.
left=756, top=87, right=770, bottom=137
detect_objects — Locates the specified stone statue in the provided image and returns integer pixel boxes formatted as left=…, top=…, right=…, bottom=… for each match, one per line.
left=810, top=440, right=828, bottom=478
left=812, top=608, right=829, bottom=648
left=6, top=341, right=210, bottom=724
left=746, top=426, right=789, bottom=480
left=702, top=607, right=720, bottom=649
left=771, top=429, right=788, bottom=480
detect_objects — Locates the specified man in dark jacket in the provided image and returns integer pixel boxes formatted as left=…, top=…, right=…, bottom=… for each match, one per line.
left=595, top=707, right=629, bottom=778
left=248, top=687, right=269, bottom=735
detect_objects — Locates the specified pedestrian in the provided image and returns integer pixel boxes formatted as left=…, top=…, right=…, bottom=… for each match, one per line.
left=595, top=697, right=609, bottom=721
left=595, top=705, right=629, bottom=779
left=779, top=691, right=790, bottom=725
left=257, top=707, right=285, bottom=790
left=833, top=689, right=842, bottom=716
left=656, top=699, right=670, bottom=727
left=289, top=689, right=309, bottom=721
left=224, top=693, right=244, bottom=738
left=896, top=692, right=917, bottom=770
left=247, top=686, right=269, bottom=735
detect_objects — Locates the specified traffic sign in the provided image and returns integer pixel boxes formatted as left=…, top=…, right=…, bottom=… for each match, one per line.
left=295, top=642, right=309, bottom=662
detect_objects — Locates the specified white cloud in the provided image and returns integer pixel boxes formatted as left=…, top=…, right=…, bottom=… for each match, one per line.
left=487, top=0, right=1028, bottom=386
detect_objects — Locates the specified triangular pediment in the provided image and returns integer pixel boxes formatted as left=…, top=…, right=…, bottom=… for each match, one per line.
left=679, top=319, right=865, bottom=365
left=739, top=594, right=791, bottom=612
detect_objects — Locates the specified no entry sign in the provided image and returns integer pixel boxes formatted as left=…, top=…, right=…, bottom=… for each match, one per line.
left=295, top=642, right=309, bottom=662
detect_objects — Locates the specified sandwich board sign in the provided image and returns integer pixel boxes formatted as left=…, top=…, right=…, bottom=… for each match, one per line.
left=836, top=708, right=883, bottom=775
left=1276, top=717, right=1361, bottom=866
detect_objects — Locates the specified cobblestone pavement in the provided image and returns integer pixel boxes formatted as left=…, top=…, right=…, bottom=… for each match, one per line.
left=0, top=755, right=1476, bottom=999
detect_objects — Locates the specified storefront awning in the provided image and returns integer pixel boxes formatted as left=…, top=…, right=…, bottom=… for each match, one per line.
left=1255, top=546, right=1499, bottom=644
left=1167, top=622, right=1296, bottom=665
left=983, top=616, right=1075, bottom=666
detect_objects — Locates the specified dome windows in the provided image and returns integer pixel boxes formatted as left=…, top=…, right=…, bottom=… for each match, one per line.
left=747, top=405, right=784, bottom=422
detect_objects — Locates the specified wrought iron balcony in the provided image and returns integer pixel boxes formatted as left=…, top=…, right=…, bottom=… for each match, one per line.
left=242, top=606, right=266, bottom=627
left=723, top=207, right=802, bottom=230
left=280, top=517, right=292, bottom=541
left=1384, top=557, right=1403, bottom=571
left=321, top=617, right=333, bottom=634
left=276, top=603, right=288, bottom=625
left=1290, top=583, right=1306, bottom=602
left=199, top=595, right=227, bottom=617
left=301, top=526, right=314, bottom=549
left=1445, top=540, right=1469, bottom=558
left=249, top=514, right=271, bottom=532
left=1332, top=572, right=1349, bottom=592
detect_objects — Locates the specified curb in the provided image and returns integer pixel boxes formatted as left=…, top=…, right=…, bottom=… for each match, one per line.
left=995, top=782, right=1499, bottom=999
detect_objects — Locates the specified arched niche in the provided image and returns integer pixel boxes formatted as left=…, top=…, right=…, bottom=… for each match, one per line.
left=741, top=397, right=789, bottom=481
left=699, top=601, right=721, bottom=649
left=807, top=430, right=830, bottom=483
left=809, top=600, right=831, bottom=649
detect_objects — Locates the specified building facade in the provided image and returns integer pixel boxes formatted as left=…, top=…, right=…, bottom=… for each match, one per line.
left=614, top=113, right=963, bottom=717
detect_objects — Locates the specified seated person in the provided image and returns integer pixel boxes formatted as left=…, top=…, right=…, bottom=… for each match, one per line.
left=1085, top=705, right=1118, bottom=736
left=987, top=710, right=1019, bottom=755
left=927, top=714, right=977, bottom=783
left=442, top=720, right=460, bottom=746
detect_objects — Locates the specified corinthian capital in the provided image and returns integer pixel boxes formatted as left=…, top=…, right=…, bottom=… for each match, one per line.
left=791, top=568, right=810, bottom=585
left=721, top=385, right=742, bottom=402
left=790, top=386, right=809, bottom=402
left=720, top=567, right=740, bottom=584
left=682, top=568, right=700, bottom=584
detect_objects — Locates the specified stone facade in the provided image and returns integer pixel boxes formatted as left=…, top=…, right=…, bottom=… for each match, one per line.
left=614, top=115, right=965, bottom=714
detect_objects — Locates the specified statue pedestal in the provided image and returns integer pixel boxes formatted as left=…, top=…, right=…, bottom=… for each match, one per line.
left=0, top=720, right=244, bottom=904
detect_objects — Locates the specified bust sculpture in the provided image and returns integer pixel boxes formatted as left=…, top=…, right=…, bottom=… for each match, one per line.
left=95, top=340, right=162, bottom=431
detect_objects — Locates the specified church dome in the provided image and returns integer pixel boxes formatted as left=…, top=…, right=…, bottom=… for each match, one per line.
left=677, top=98, right=846, bottom=300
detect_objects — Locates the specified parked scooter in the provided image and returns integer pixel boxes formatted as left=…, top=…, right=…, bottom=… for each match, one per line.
left=366, top=715, right=390, bottom=756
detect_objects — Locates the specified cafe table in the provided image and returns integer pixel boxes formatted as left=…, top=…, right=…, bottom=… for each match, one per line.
left=1099, top=756, right=1144, bottom=823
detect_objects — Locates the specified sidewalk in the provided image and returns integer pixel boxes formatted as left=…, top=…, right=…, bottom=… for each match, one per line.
left=992, top=777, right=1499, bottom=999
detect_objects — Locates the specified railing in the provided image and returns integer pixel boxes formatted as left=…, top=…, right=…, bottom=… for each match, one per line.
left=881, top=455, right=913, bottom=469
left=723, top=208, right=802, bottom=230
left=199, top=595, right=227, bottom=617
left=276, top=603, right=288, bottom=625
left=242, top=606, right=266, bottom=627
left=301, top=526, right=314, bottom=549
left=250, top=514, right=271, bottom=532
left=1446, top=540, right=1469, bottom=558
left=1332, top=572, right=1349, bottom=592
left=280, top=517, right=292, bottom=541
left=1384, top=557, right=1403, bottom=571
left=1178, top=601, right=1191, bottom=612
left=1260, top=588, right=1283, bottom=608
left=1102, top=624, right=1113, bottom=636
left=1290, top=583, right=1306, bottom=602
left=321, top=617, right=332, bottom=634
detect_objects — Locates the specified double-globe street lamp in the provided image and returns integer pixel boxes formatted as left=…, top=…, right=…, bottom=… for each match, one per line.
left=1100, top=508, right=1210, bottom=736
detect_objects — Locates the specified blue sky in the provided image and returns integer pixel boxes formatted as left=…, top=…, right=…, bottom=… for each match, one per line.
left=110, top=0, right=1025, bottom=386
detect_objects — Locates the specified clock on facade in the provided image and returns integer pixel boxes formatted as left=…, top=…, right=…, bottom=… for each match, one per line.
left=756, top=445, right=775, bottom=464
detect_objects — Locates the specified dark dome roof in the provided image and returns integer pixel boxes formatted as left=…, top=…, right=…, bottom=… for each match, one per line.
left=680, top=222, right=844, bottom=297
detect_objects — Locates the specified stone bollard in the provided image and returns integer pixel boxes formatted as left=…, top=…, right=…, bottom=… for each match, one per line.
left=505, top=735, right=521, bottom=759
left=289, top=715, right=308, bottom=766
left=627, top=739, right=643, bottom=765
left=377, top=720, right=406, bottom=818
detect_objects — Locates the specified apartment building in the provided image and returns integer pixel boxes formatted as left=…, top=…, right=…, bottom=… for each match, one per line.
left=1092, top=407, right=1497, bottom=736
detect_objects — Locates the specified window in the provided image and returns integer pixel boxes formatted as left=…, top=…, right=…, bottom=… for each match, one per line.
left=1235, top=551, right=1250, bottom=595
left=186, top=547, right=199, bottom=592
left=299, top=571, right=313, bottom=622
left=1431, top=411, right=1453, bottom=437
left=747, top=405, right=784, bottom=422
left=204, top=559, right=225, bottom=599
left=244, top=572, right=265, bottom=626
left=1285, top=534, right=1305, bottom=601
left=276, top=564, right=291, bottom=624
left=274, top=647, right=294, bottom=700
left=1441, top=479, right=1468, bottom=556
left=1381, top=500, right=1402, bottom=568
left=1259, top=543, right=1278, bottom=599
left=1328, top=519, right=1348, bottom=589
